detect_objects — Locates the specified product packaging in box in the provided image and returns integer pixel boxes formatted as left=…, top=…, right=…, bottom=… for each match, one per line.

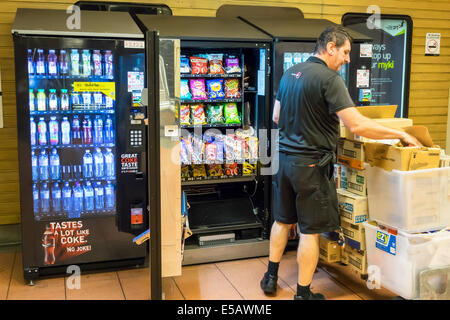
left=319, top=234, right=341, bottom=263
left=341, top=220, right=366, bottom=251
left=365, top=126, right=441, bottom=172
left=334, top=164, right=342, bottom=188
left=337, top=138, right=365, bottom=170
left=340, top=165, right=367, bottom=196
left=365, top=164, right=450, bottom=233
left=341, top=246, right=367, bottom=275
left=363, top=221, right=450, bottom=299
left=337, top=188, right=368, bottom=224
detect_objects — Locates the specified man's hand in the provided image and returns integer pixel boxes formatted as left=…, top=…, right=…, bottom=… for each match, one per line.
left=400, top=132, right=423, bottom=147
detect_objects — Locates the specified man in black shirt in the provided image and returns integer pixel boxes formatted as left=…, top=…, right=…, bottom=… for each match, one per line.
left=260, top=26, right=421, bottom=300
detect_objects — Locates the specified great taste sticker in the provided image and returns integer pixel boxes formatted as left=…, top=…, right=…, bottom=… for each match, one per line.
left=121, top=153, right=139, bottom=173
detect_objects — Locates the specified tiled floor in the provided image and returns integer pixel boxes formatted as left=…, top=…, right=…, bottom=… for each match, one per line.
left=0, top=245, right=398, bottom=300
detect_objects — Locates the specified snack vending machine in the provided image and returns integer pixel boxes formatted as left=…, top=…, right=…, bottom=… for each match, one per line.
left=12, top=8, right=150, bottom=283
left=136, top=15, right=273, bottom=265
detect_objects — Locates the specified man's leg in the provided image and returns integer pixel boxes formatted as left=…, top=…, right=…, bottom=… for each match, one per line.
left=295, top=232, right=324, bottom=300
left=260, top=220, right=291, bottom=295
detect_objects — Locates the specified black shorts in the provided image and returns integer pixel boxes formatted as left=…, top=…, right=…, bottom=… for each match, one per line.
left=271, top=152, right=340, bottom=234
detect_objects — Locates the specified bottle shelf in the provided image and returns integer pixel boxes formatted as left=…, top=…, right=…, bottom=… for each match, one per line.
left=34, top=209, right=116, bottom=221
left=180, top=73, right=242, bottom=79
left=32, top=143, right=115, bottom=150
left=30, top=109, right=115, bottom=115
left=29, top=74, right=114, bottom=81
left=33, top=177, right=116, bottom=184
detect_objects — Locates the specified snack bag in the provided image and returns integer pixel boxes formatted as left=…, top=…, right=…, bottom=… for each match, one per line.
left=248, top=136, right=259, bottom=163
left=208, top=54, right=225, bottom=74
left=180, top=104, right=191, bottom=126
left=206, top=79, right=225, bottom=100
left=190, top=56, right=208, bottom=75
left=181, top=79, right=192, bottom=100
left=205, top=142, right=217, bottom=164
left=243, top=162, right=256, bottom=176
left=224, top=103, right=241, bottom=124
left=224, top=163, right=239, bottom=176
left=191, top=134, right=205, bottom=164
left=181, top=165, right=191, bottom=179
left=224, top=79, right=241, bottom=99
left=206, top=104, right=225, bottom=124
left=207, top=164, right=223, bottom=177
left=180, top=56, right=191, bottom=74
left=225, top=134, right=236, bottom=163
left=215, top=140, right=224, bottom=163
left=225, top=56, right=241, bottom=73
left=192, top=164, right=207, bottom=178
left=181, top=138, right=189, bottom=164
left=191, top=104, right=207, bottom=125
left=190, top=79, right=208, bottom=100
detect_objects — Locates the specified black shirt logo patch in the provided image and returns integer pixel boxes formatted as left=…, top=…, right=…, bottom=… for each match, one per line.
left=291, top=72, right=302, bottom=79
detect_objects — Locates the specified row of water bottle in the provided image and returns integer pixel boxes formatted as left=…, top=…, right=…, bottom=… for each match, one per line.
left=28, top=48, right=114, bottom=78
left=30, top=89, right=114, bottom=112
left=33, top=181, right=115, bottom=218
left=32, top=148, right=115, bottom=182
left=283, top=52, right=314, bottom=72
left=30, top=115, right=114, bottom=146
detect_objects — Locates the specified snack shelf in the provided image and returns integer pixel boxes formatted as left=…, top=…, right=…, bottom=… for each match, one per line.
left=180, top=123, right=241, bottom=129
left=182, top=175, right=256, bottom=186
left=180, top=98, right=242, bottom=104
left=180, top=73, right=242, bottom=78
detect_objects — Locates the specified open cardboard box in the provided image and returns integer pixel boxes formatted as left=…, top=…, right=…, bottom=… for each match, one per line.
left=364, top=125, right=441, bottom=171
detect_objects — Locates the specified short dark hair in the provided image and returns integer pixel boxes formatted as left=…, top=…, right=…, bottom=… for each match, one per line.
left=314, top=26, right=353, bottom=54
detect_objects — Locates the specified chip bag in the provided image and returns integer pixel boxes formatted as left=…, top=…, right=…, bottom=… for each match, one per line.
left=181, top=79, right=192, bottom=100
left=224, top=79, right=241, bottom=99
left=181, top=165, right=191, bottom=179
left=189, top=79, right=207, bottom=100
left=190, top=56, right=208, bottom=75
left=224, top=103, right=241, bottom=124
left=180, top=56, right=191, bottom=74
left=243, top=162, right=256, bottom=176
left=205, top=142, right=217, bottom=164
left=207, top=164, right=223, bottom=177
left=191, top=104, right=207, bottom=125
left=180, top=104, right=191, bottom=126
left=192, top=164, right=207, bottom=178
left=208, top=54, right=225, bottom=74
left=206, top=104, right=225, bottom=125
left=191, top=134, right=205, bottom=164
left=225, top=56, right=241, bottom=73
left=206, top=79, right=225, bottom=100
left=224, top=163, right=239, bottom=176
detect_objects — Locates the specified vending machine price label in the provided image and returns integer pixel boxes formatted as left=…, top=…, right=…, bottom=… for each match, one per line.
left=73, top=82, right=116, bottom=100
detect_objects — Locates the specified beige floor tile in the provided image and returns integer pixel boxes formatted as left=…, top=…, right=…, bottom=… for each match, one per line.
left=216, top=258, right=295, bottom=300
left=65, top=271, right=124, bottom=300
left=163, top=277, right=185, bottom=300
left=7, top=252, right=65, bottom=300
left=0, top=248, right=16, bottom=300
left=117, top=267, right=150, bottom=300
left=173, top=264, right=242, bottom=300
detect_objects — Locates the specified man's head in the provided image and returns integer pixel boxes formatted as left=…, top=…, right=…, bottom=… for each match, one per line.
left=314, top=26, right=353, bottom=72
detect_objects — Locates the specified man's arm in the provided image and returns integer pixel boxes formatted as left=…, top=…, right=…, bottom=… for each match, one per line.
left=337, top=107, right=422, bottom=146
left=273, top=99, right=281, bottom=125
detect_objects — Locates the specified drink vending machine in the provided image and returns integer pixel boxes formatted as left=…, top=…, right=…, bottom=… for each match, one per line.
left=12, top=8, right=154, bottom=283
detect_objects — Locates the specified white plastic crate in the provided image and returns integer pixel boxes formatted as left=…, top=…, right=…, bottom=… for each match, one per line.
left=365, top=165, right=450, bottom=233
left=364, top=222, right=450, bottom=299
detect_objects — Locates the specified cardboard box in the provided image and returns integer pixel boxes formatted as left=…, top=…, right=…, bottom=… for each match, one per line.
left=341, top=246, right=367, bottom=275
left=345, top=118, right=413, bottom=142
left=319, top=234, right=341, bottom=263
left=337, top=138, right=365, bottom=170
left=337, top=189, right=368, bottom=224
left=340, top=166, right=367, bottom=196
left=365, top=126, right=441, bottom=171
left=340, top=220, right=366, bottom=251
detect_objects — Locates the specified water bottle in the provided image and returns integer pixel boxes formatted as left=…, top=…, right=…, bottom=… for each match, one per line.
left=70, top=49, right=80, bottom=76
left=31, top=151, right=39, bottom=182
left=30, top=117, right=37, bottom=146
left=36, top=49, right=45, bottom=75
left=29, top=90, right=35, bottom=111
left=48, top=89, right=58, bottom=111
left=49, top=116, right=59, bottom=146
left=104, top=148, right=115, bottom=179
left=83, top=150, right=93, bottom=178
left=48, top=50, right=58, bottom=76
left=93, top=147, right=104, bottom=178
left=60, top=89, right=70, bottom=111
left=37, top=117, right=47, bottom=145
left=105, top=50, right=113, bottom=79
left=82, top=50, right=91, bottom=77
left=51, top=182, right=61, bottom=214
left=49, top=148, right=60, bottom=180
left=83, top=116, right=93, bottom=145
left=104, top=181, right=115, bottom=210
left=83, top=181, right=94, bottom=212
left=40, top=182, right=50, bottom=213
left=104, top=115, right=114, bottom=144
left=72, top=182, right=84, bottom=217
left=61, top=117, right=71, bottom=145
left=72, top=115, right=82, bottom=145
left=94, top=181, right=104, bottom=210
left=59, top=50, right=69, bottom=76
left=33, top=183, right=39, bottom=214
left=93, top=115, right=103, bottom=144
left=38, top=149, right=49, bottom=181
left=62, top=182, right=72, bottom=214
left=28, top=49, right=35, bottom=75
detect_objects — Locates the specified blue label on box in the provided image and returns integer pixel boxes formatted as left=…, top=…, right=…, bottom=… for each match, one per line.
left=375, top=230, right=396, bottom=255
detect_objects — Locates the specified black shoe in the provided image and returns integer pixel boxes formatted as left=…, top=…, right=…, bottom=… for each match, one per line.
left=260, top=273, right=278, bottom=295
left=294, top=292, right=326, bottom=300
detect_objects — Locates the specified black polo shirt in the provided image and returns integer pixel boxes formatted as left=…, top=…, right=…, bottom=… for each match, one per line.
left=276, top=56, right=354, bottom=157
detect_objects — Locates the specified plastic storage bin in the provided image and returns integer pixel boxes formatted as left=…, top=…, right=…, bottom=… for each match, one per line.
left=365, top=164, right=450, bottom=232
left=364, top=221, right=450, bottom=299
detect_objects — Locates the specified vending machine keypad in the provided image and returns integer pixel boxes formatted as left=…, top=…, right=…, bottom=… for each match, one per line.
left=130, top=129, right=143, bottom=147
